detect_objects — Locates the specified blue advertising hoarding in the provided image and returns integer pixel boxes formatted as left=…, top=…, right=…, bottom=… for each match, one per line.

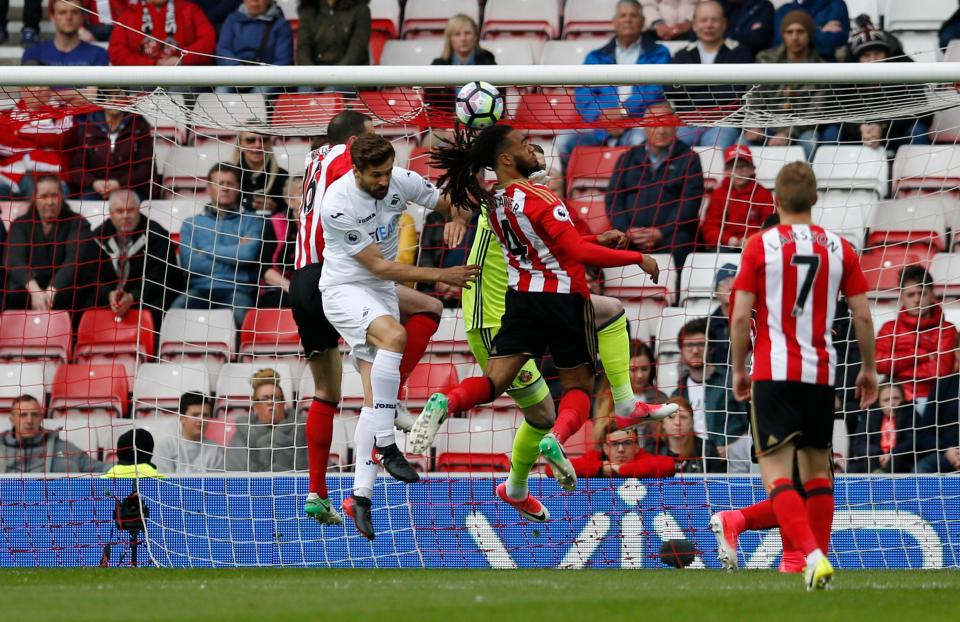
left=0, top=476, right=957, bottom=569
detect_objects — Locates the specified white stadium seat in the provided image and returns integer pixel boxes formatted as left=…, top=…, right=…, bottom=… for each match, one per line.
left=897, top=32, right=941, bottom=62
left=845, top=0, right=881, bottom=29
left=868, top=195, right=953, bottom=247
left=161, top=141, right=235, bottom=192
left=481, top=39, right=535, bottom=66
left=482, top=0, right=560, bottom=40
left=603, top=254, right=675, bottom=302
left=563, top=0, right=619, bottom=38
left=76, top=200, right=109, bottom=230
left=695, top=146, right=725, bottom=189
left=0, top=362, right=45, bottom=410
left=623, top=300, right=666, bottom=343
left=369, top=0, right=401, bottom=34
left=656, top=360, right=681, bottom=395
left=274, top=140, right=312, bottom=177
left=930, top=253, right=960, bottom=297
left=274, top=0, right=298, bottom=21
left=893, top=145, right=960, bottom=195
left=142, top=199, right=205, bottom=236
left=434, top=411, right=522, bottom=456
left=811, top=146, right=889, bottom=197
left=426, top=309, right=470, bottom=355
left=654, top=307, right=691, bottom=359
left=44, top=413, right=124, bottom=459
left=539, top=38, right=608, bottom=65
left=748, top=146, right=807, bottom=186
left=158, top=309, right=235, bottom=389
left=812, top=190, right=877, bottom=249
left=193, top=92, right=268, bottom=135
left=402, top=0, right=478, bottom=38
left=133, top=362, right=211, bottom=416
left=943, top=299, right=960, bottom=329
left=132, top=92, right=189, bottom=140
left=679, top=252, right=741, bottom=305
left=378, top=38, right=445, bottom=65
left=884, top=0, right=956, bottom=32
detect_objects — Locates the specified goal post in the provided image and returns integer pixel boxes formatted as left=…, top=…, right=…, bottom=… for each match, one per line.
left=1, top=63, right=959, bottom=569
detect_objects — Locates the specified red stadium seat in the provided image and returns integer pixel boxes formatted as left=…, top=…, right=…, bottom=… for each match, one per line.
left=272, top=93, right=345, bottom=130
left=567, top=197, right=611, bottom=235
left=238, top=309, right=301, bottom=356
left=512, top=93, right=581, bottom=135
left=402, top=0, right=478, bottom=38
left=356, top=89, right=426, bottom=136
left=76, top=309, right=156, bottom=386
left=481, top=0, right=560, bottom=41
left=0, top=310, right=72, bottom=363
left=406, top=147, right=442, bottom=183
left=566, top=146, right=629, bottom=199
left=563, top=0, right=620, bottom=38
left=370, top=0, right=400, bottom=64
left=860, top=246, right=935, bottom=299
left=434, top=452, right=511, bottom=473
left=404, top=363, right=459, bottom=408
left=49, top=363, right=129, bottom=417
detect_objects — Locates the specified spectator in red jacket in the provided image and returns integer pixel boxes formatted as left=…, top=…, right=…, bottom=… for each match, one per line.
left=555, top=421, right=676, bottom=479
left=108, top=0, right=216, bottom=66
left=877, top=265, right=958, bottom=410
left=76, top=0, right=135, bottom=42
left=701, top=144, right=774, bottom=250
left=70, top=91, right=155, bottom=200
left=0, top=85, right=78, bottom=198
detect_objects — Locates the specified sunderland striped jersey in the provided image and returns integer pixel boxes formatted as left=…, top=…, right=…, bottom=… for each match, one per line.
left=488, top=180, right=588, bottom=297
left=733, top=224, right=868, bottom=385
left=294, top=143, right=353, bottom=269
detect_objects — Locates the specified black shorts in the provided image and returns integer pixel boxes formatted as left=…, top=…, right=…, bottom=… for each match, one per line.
left=750, top=380, right=836, bottom=457
left=289, top=264, right=340, bottom=355
left=490, top=290, right=597, bottom=370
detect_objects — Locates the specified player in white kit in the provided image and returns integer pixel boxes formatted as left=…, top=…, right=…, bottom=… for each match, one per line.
left=320, top=133, right=479, bottom=540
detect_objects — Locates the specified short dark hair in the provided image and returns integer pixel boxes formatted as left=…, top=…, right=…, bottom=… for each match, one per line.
left=350, top=133, right=395, bottom=172
left=900, top=264, right=933, bottom=289
left=11, top=394, right=41, bottom=411
left=327, top=110, right=371, bottom=144
left=179, top=391, right=212, bottom=416
left=207, top=161, right=241, bottom=183
left=678, top=317, right=708, bottom=344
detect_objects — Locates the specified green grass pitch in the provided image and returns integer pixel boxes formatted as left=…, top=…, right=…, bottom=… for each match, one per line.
left=2, top=569, right=958, bottom=622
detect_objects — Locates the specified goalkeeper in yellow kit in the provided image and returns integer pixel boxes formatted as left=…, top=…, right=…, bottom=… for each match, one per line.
left=417, top=147, right=676, bottom=494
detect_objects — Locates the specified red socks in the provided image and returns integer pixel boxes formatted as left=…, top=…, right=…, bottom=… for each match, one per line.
left=399, top=312, right=440, bottom=390
left=553, top=388, right=591, bottom=443
left=446, top=376, right=495, bottom=414
left=305, top=398, right=337, bottom=498
left=740, top=499, right=777, bottom=531
left=768, top=478, right=820, bottom=556
left=804, top=478, right=834, bottom=554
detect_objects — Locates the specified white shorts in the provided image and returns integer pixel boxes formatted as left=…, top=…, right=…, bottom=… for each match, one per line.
left=321, top=282, right=399, bottom=362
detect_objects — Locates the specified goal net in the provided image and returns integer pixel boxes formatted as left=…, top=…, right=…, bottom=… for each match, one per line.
left=0, top=62, right=958, bottom=569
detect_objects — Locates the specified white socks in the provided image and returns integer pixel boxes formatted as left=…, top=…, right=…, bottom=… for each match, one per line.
left=371, top=349, right=403, bottom=449
left=353, top=407, right=377, bottom=499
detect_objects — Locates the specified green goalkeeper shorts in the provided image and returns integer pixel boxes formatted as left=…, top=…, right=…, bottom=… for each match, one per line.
left=465, top=327, right=550, bottom=410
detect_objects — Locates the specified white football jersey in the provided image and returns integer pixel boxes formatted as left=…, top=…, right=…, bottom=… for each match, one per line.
left=319, top=167, right=440, bottom=289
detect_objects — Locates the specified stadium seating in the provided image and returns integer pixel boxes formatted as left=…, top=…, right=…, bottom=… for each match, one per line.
left=696, top=147, right=726, bottom=190
left=930, top=253, right=960, bottom=297
left=860, top=246, right=936, bottom=299
left=513, top=92, right=581, bottom=134
left=369, top=0, right=401, bottom=64
left=272, top=93, right=345, bottom=131
left=482, top=0, right=560, bottom=41
left=811, top=146, right=889, bottom=197
left=133, top=92, right=189, bottom=142
left=0, top=200, right=29, bottom=231
left=161, top=141, right=236, bottom=195
left=378, top=38, right=445, bottom=65
left=678, top=252, right=741, bottom=306
left=406, top=146, right=442, bottom=183
left=434, top=411, right=521, bottom=472
left=75, top=308, right=156, bottom=385
left=481, top=38, right=535, bottom=66
left=566, top=145, right=629, bottom=197
left=48, top=363, right=129, bottom=417
left=0, top=362, right=45, bottom=411
left=623, top=300, right=668, bottom=342
left=0, top=310, right=72, bottom=363
left=897, top=32, right=941, bottom=62
left=238, top=309, right=301, bottom=357
left=884, top=0, right=956, bottom=32
left=142, top=199, right=205, bottom=238
left=404, top=363, right=459, bottom=409
left=603, top=254, right=676, bottom=303
left=158, top=309, right=236, bottom=388
left=892, top=145, right=960, bottom=196
left=44, top=412, right=126, bottom=461
left=425, top=309, right=471, bottom=356
left=402, top=0, right=478, bottom=38
left=274, top=0, right=298, bottom=23
left=214, top=362, right=295, bottom=418
left=356, top=89, right=426, bottom=135
left=748, top=146, right=807, bottom=187
left=845, top=0, right=882, bottom=29
left=76, top=200, right=108, bottom=230
left=539, top=38, right=608, bottom=65
left=866, top=195, right=953, bottom=251
left=192, top=93, right=268, bottom=137
left=562, top=0, right=619, bottom=38
left=274, top=139, right=311, bottom=177
left=133, top=362, right=211, bottom=417
left=567, top=196, right=611, bottom=234
left=654, top=307, right=690, bottom=360
left=812, top=189, right=877, bottom=249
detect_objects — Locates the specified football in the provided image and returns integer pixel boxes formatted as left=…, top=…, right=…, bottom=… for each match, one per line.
left=455, top=81, right=505, bottom=128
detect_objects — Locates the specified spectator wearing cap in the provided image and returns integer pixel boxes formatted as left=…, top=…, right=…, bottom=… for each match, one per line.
left=215, top=0, right=294, bottom=95
left=666, top=1, right=751, bottom=149
left=548, top=421, right=677, bottom=478
left=822, top=27, right=932, bottom=154
left=605, top=102, right=703, bottom=270
left=22, top=0, right=109, bottom=66
left=748, top=10, right=827, bottom=159
left=771, top=0, right=849, bottom=61
left=557, top=0, right=671, bottom=170
left=103, top=429, right=162, bottom=478
left=707, top=263, right=737, bottom=366
left=701, top=145, right=774, bottom=251
left=718, top=0, right=775, bottom=56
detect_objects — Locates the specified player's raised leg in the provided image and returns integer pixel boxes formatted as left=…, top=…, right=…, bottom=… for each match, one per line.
left=395, top=285, right=442, bottom=431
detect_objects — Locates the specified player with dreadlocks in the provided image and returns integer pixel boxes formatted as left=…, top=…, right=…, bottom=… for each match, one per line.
left=408, top=125, right=675, bottom=520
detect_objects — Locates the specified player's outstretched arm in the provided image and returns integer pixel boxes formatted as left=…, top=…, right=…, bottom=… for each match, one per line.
left=847, top=293, right=879, bottom=409
left=730, top=289, right=755, bottom=403
left=352, top=243, right=480, bottom=288
left=551, top=225, right=661, bottom=282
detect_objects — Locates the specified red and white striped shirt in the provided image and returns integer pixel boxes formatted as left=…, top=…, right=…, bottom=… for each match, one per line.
left=294, top=143, right=353, bottom=270
left=488, top=180, right=589, bottom=297
left=733, top=224, right=868, bottom=386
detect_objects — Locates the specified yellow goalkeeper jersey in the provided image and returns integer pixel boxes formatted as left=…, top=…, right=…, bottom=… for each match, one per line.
left=461, top=204, right=507, bottom=331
